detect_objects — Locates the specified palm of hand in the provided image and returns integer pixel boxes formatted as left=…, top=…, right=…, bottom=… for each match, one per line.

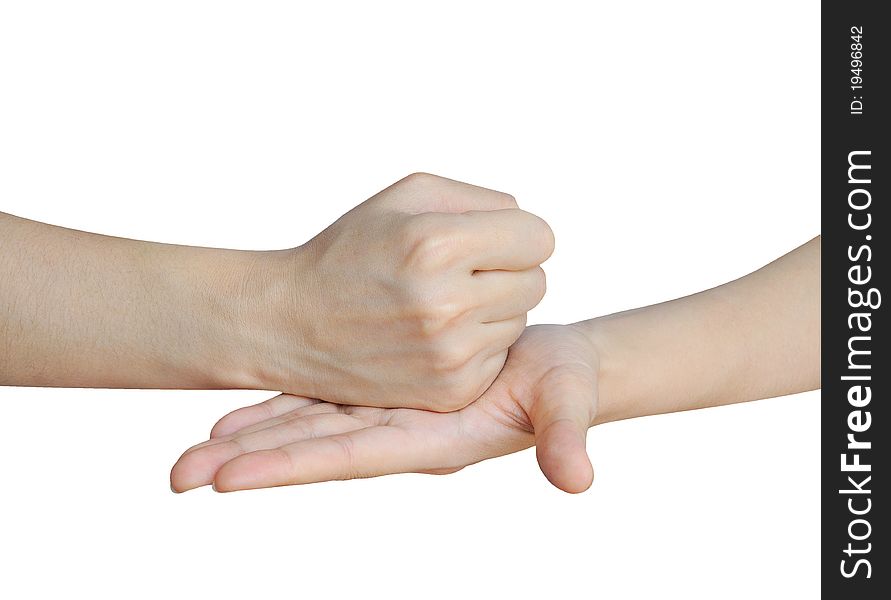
left=171, top=324, right=599, bottom=494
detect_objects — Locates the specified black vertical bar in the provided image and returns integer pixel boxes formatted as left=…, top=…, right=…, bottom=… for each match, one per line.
left=822, top=0, right=888, bottom=595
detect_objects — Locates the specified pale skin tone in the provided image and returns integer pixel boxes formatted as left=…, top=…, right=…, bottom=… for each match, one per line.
left=170, top=236, right=821, bottom=494
left=0, top=173, right=554, bottom=411
left=1, top=175, right=819, bottom=494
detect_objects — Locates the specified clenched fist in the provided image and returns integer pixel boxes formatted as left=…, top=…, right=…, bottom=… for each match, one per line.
left=254, top=173, right=555, bottom=411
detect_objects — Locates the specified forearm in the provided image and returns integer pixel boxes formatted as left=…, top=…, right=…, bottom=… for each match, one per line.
left=0, top=174, right=553, bottom=410
left=0, top=212, right=292, bottom=389
left=582, top=236, right=821, bottom=424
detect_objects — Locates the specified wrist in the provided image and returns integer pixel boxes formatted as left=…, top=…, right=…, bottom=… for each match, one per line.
left=203, top=246, right=313, bottom=393
left=573, top=286, right=744, bottom=427
left=570, top=316, right=637, bottom=426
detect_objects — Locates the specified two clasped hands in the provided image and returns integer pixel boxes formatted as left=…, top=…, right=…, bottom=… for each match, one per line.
left=0, top=174, right=821, bottom=494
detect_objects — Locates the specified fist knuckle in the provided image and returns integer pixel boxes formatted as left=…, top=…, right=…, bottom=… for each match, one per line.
left=401, top=216, right=459, bottom=271
left=535, top=217, right=556, bottom=259
left=430, top=339, right=474, bottom=374
left=499, top=192, right=519, bottom=208
left=399, top=172, right=440, bottom=190
left=428, top=373, right=477, bottom=412
left=411, top=291, right=462, bottom=337
left=513, top=313, right=529, bottom=334
left=413, top=234, right=453, bottom=269
left=515, top=211, right=555, bottom=258
left=531, top=267, right=547, bottom=304
left=416, top=311, right=448, bottom=337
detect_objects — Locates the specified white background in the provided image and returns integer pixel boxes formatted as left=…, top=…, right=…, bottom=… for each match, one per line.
left=0, top=1, right=820, bottom=598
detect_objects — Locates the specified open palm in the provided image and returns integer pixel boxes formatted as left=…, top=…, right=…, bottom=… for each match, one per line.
left=171, top=324, right=600, bottom=494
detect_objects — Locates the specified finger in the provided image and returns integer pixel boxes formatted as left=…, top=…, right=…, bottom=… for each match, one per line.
left=213, top=418, right=461, bottom=491
left=193, top=402, right=368, bottom=456
left=530, top=366, right=597, bottom=494
left=375, top=172, right=518, bottom=213
left=186, top=401, right=354, bottom=452
left=452, top=209, right=555, bottom=271
left=171, top=412, right=371, bottom=492
left=203, top=402, right=388, bottom=451
left=478, top=314, right=527, bottom=356
left=472, top=267, right=547, bottom=322
left=209, top=402, right=346, bottom=443
left=210, top=394, right=321, bottom=438
left=471, top=351, right=510, bottom=402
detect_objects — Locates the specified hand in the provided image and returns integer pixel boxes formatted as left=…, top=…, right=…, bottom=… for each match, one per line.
left=262, top=173, right=555, bottom=411
left=171, top=324, right=600, bottom=494
left=0, top=173, right=551, bottom=406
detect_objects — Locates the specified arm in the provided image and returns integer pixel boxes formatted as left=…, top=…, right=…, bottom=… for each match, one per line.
left=0, top=173, right=555, bottom=411
left=170, top=237, right=820, bottom=493
left=0, top=210, right=275, bottom=390
left=587, top=235, right=821, bottom=425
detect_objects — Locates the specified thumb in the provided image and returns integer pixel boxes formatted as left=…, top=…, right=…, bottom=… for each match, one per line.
left=372, top=172, right=518, bottom=213
left=530, top=367, right=596, bottom=494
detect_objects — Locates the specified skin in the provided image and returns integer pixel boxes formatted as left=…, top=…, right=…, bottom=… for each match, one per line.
left=171, top=236, right=821, bottom=494
left=0, top=173, right=554, bottom=411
